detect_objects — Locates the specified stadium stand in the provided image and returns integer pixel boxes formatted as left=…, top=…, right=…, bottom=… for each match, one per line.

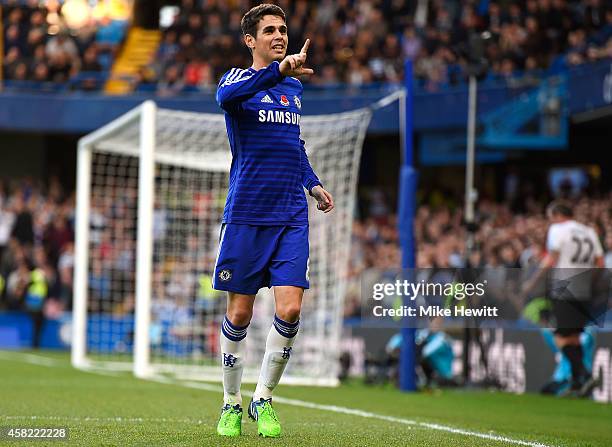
left=144, top=0, right=612, bottom=92
left=1, top=174, right=610, bottom=328
left=2, top=0, right=611, bottom=92
left=1, top=0, right=128, bottom=91
left=344, top=186, right=612, bottom=318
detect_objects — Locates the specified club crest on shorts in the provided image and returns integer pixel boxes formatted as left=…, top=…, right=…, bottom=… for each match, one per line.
left=280, top=95, right=289, bottom=106
left=293, top=96, right=301, bottom=110
left=218, top=269, right=232, bottom=282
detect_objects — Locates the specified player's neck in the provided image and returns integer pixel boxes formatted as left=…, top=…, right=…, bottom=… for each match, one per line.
left=251, top=56, right=276, bottom=71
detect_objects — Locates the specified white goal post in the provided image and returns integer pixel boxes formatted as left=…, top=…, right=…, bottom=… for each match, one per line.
left=71, top=98, right=379, bottom=386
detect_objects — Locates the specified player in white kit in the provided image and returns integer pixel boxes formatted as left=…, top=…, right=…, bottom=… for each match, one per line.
left=527, top=201, right=604, bottom=396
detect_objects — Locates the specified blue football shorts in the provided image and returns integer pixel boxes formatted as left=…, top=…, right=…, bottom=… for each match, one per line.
left=212, top=223, right=310, bottom=295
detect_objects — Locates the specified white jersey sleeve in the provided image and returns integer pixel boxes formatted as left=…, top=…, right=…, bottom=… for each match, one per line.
left=546, top=224, right=562, bottom=253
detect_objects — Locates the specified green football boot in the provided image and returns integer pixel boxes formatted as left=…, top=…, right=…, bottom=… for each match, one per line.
left=248, top=398, right=281, bottom=438
left=216, top=403, right=242, bottom=437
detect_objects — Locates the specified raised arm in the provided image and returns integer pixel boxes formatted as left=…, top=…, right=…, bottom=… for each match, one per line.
left=216, top=62, right=284, bottom=112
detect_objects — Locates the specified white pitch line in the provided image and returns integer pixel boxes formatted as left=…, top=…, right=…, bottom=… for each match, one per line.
left=0, top=415, right=331, bottom=427
left=0, top=415, right=204, bottom=424
left=150, top=375, right=558, bottom=447
left=1, top=352, right=558, bottom=447
left=0, top=351, right=123, bottom=376
left=0, top=351, right=65, bottom=367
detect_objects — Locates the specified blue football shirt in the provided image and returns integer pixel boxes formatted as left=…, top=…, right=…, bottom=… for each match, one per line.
left=216, top=61, right=321, bottom=226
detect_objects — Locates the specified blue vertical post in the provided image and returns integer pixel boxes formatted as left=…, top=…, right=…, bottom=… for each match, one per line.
left=398, top=60, right=417, bottom=392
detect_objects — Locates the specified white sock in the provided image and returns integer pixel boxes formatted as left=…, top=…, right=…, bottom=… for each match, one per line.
left=220, top=315, right=248, bottom=406
left=253, top=314, right=299, bottom=401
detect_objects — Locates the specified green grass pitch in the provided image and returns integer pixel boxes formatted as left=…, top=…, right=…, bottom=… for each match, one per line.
left=1, top=351, right=611, bottom=446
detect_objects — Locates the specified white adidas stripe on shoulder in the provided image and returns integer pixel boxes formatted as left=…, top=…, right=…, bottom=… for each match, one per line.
left=219, top=68, right=239, bottom=86
left=222, top=69, right=255, bottom=87
left=218, top=68, right=235, bottom=87
left=222, top=68, right=244, bottom=86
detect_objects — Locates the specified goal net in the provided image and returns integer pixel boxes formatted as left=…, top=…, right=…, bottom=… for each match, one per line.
left=72, top=100, right=372, bottom=386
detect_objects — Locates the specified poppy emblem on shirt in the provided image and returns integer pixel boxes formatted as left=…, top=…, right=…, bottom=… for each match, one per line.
left=280, top=95, right=289, bottom=106
left=294, top=96, right=301, bottom=110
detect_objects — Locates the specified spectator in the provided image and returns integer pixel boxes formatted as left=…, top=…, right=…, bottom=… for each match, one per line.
left=48, top=51, right=74, bottom=83
left=11, top=62, right=29, bottom=81
left=6, top=259, right=31, bottom=310
left=43, top=216, right=73, bottom=266
left=158, top=30, right=180, bottom=67
left=28, top=44, right=47, bottom=72
left=24, top=28, right=46, bottom=57
left=11, top=195, right=34, bottom=247
left=184, top=56, right=214, bottom=90
left=32, top=62, right=51, bottom=83
left=28, top=9, right=47, bottom=36
left=0, top=200, right=16, bottom=264
left=156, top=64, right=185, bottom=96
left=45, top=30, right=79, bottom=60
left=81, top=45, right=102, bottom=72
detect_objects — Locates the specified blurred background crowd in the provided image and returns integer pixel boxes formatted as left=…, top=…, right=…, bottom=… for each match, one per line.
left=1, top=0, right=128, bottom=90
left=344, top=186, right=612, bottom=318
left=2, top=0, right=611, bottom=92
left=150, top=0, right=612, bottom=91
left=0, top=178, right=74, bottom=346
left=1, top=175, right=610, bottom=330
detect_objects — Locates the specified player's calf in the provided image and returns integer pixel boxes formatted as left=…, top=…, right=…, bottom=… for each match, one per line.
left=253, top=314, right=299, bottom=401
left=220, top=314, right=249, bottom=408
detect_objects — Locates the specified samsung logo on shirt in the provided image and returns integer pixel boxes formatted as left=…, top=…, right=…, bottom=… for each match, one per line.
left=258, top=110, right=301, bottom=125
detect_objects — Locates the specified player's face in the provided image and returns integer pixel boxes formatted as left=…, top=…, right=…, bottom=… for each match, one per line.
left=253, top=15, right=288, bottom=63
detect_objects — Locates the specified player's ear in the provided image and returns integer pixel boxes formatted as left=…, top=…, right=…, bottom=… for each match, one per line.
left=244, top=34, right=255, bottom=52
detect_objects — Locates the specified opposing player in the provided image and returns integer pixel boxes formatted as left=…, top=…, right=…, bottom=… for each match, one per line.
left=525, top=201, right=603, bottom=397
left=212, top=4, right=333, bottom=438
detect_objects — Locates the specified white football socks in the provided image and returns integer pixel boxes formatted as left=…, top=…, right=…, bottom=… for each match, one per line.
left=220, top=315, right=248, bottom=406
left=252, top=314, right=299, bottom=401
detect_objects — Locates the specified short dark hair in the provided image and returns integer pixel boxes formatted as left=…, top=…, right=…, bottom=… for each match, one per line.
left=240, top=4, right=286, bottom=37
left=547, top=200, right=573, bottom=218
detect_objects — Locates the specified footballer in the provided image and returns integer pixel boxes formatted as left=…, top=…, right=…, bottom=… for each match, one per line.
left=525, top=201, right=604, bottom=397
left=212, top=3, right=334, bottom=438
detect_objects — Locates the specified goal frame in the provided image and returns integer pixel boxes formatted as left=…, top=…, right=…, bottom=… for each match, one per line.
left=71, top=99, right=373, bottom=386
left=72, top=101, right=156, bottom=378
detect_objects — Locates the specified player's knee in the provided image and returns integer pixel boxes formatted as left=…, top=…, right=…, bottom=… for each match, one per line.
left=227, top=309, right=253, bottom=327
left=276, top=306, right=301, bottom=323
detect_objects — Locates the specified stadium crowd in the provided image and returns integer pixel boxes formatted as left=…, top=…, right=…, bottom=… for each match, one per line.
left=344, top=186, right=612, bottom=318
left=1, top=0, right=127, bottom=90
left=1, top=175, right=611, bottom=341
left=0, top=177, right=74, bottom=346
left=3, top=0, right=611, bottom=92
left=123, top=0, right=612, bottom=91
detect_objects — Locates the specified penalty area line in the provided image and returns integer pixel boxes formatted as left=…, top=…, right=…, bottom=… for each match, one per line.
left=149, top=375, right=557, bottom=447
